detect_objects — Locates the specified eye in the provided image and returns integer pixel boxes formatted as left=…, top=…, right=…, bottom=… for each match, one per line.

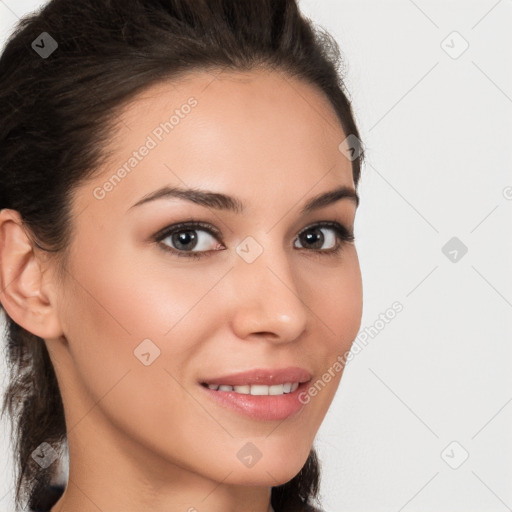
left=294, top=222, right=354, bottom=255
left=152, top=220, right=354, bottom=260
left=154, top=221, right=223, bottom=260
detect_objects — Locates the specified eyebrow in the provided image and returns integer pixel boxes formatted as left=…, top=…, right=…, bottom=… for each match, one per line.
left=128, top=184, right=359, bottom=214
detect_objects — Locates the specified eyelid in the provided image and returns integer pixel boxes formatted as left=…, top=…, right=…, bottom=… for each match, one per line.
left=152, top=220, right=222, bottom=242
left=153, top=220, right=353, bottom=241
left=297, top=221, right=354, bottom=240
left=152, top=219, right=355, bottom=258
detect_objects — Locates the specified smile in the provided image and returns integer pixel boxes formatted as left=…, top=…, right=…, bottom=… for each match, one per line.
left=201, top=382, right=300, bottom=395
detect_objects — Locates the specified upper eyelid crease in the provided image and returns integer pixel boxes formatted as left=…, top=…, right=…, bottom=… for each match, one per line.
left=129, top=185, right=359, bottom=214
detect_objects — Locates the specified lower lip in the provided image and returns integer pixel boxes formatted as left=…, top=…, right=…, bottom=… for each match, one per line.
left=200, top=382, right=309, bottom=421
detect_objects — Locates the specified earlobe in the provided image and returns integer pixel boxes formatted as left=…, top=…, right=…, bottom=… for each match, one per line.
left=0, top=208, right=63, bottom=340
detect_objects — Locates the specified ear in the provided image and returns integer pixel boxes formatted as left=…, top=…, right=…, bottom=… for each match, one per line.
left=0, top=209, right=63, bottom=340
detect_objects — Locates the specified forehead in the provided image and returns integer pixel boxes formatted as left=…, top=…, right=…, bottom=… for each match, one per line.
left=121, top=67, right=343, bottom=128
left=76, top=68, right=354, bottom=217
left=111, top=67, right=348, bottom=160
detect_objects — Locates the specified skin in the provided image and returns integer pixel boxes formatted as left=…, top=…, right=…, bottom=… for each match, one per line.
left=0, top=68, right=362, bottom=512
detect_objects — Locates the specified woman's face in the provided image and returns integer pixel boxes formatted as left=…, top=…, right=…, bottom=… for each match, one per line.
left=47, top=69, right=362, bottom=491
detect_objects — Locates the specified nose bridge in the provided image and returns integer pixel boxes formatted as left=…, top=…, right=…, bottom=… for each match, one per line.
left=228, top=234, right=308, bottom=341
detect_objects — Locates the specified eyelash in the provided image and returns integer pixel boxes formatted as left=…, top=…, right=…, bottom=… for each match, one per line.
left=152, top=220, right=355, bottom=260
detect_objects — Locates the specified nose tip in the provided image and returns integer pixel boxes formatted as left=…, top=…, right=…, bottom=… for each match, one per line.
left=228, top=257, right=308, bottom=344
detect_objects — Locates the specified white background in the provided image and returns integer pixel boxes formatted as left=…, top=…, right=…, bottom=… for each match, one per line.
left=1, top=1, right=511, bottom=511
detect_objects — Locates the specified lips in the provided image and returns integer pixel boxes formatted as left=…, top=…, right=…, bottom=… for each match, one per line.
left=198, top=366, right=313, bottom=420
left=200, top=366, right=312, bottom=387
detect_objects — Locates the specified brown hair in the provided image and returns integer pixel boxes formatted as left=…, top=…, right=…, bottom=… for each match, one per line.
left=0, top=1, right=364, bottom=510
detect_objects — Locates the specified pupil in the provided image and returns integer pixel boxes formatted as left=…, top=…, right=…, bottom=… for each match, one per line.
left=174, top=230, right=197, bottom=250
left=303, top=228, right=323, bottom=249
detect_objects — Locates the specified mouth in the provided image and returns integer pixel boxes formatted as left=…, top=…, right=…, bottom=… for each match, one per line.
left=198, top=367, right=312, bottom=421
left=200, top=381, right=300, bottom=395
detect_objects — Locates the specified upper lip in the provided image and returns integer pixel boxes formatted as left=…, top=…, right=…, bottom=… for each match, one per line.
left=201, top=366, right=312, bottom=387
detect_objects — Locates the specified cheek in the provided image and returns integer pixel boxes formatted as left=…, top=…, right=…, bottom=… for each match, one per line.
left=58, top=233, right=231, bottom=406
left=58, top=250, right=223, bottom=464
left=63, top=227, right=222, bottom=343
left=299, top=250, right=362, bottom=413
left=311, top=248, right=363, bottom=349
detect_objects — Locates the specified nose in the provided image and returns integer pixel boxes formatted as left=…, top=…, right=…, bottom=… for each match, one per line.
left=227, top=243, right=308, bottom=344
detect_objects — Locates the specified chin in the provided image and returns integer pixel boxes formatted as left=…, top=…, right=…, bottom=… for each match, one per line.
left=226, top=467, right=305, bottom=488
left=224, top=445, right=312, bottom=487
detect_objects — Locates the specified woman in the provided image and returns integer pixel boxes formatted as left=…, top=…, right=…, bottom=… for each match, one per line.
left=0, top=0, right=364, bottom=511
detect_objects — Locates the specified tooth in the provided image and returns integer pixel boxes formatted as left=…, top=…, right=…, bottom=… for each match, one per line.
left=269, top=384, right=284, bottom=395
left=250, top=385, right=269, bottom=395
left=211, top=383, right=299, bottom=395
left=234, top=385, right=250, bottom=394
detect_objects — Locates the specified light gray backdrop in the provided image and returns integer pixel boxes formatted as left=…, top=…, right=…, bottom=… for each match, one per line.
left=1, top=1, right=511, bottom=511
